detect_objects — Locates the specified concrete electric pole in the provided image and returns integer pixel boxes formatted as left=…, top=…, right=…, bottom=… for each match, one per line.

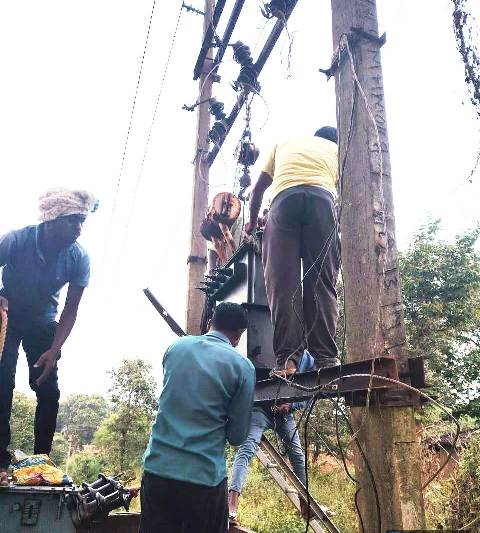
left=330, top=0, right=426, bottom=531
left=185, top=0, right=215, bottom=334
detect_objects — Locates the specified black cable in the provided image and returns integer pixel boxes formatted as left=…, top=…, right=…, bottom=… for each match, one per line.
left=290, top=223, right=337, bottom=361
left=124, top=0, right=184, bottom=234
left=329, top=393, right=381, bottom=533
left=271, top=400, right=309, bottom=458
left=303, top=394, right=318, bottom=533
left=104, top=0, right=157, bottom=254
left=354, top=488, right=365, bottom=533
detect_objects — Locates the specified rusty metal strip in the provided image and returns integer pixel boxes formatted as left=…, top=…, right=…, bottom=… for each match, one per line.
left=254, top=357, right=399, bottom=405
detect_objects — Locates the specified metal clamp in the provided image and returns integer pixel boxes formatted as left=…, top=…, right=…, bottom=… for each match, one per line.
left=319, top=27, right=387, bottom=79
left=187, top=255, right=207, bottom=265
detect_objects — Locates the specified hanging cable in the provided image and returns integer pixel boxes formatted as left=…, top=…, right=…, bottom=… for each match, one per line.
left=124, top=2, right=185, bottom=234
left=104, top=0, right=158, bottom=253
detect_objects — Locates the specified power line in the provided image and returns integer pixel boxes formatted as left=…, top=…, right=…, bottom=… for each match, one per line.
left=103, top=0, right=158, bottom=258
left=124, top=2, right=185, bottom=233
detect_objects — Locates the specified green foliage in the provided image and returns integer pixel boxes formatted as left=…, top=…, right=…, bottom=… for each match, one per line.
left=94, top=410, right=151, bottom=479
left=9, top=392, right=36, bottom=454
left=68, top=449, right=107, bottom=485
left=109, top=358, right=158, bottom=414
left=233, top=458, right=356, bottom=533
left=57, top=394, right=110, bottom=450
left=447, top=433, right=480, bottom=530
left=90, top=358, right=157, bottom=479
left=400, top=220, right=480, bottom=410
left=50, top=432, right=69, bottom=469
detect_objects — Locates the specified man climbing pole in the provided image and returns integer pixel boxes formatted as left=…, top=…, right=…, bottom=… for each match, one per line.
left=0, top=188, right=97, bottom=485
left=245, top=126, right=340, bottom=373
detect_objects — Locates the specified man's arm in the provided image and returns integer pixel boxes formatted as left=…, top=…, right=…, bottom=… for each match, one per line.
left=0, top=231, right=15, bottom=267
left=226, top=365, right=255, bottom=446
left=245, top=172, right=273, bottom=235
left=0, top=232, right=15, bottom=310
left=34, top=285, right=85, bottom=385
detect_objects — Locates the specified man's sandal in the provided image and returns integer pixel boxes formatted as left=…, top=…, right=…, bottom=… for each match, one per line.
left=229, top=511, right=239, bottom=526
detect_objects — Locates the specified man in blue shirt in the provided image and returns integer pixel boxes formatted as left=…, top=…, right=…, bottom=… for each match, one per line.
left=228, top=351, right=315, bottom=524
left=141, top=302, right=255, bottom=533
left=0, top=188, right=97, bottom=485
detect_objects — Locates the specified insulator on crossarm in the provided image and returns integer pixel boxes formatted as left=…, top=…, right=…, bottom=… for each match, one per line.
left=232, top=41, right=253, bottom=66
left=209, top=98, right=226, bottom=121
left=209, top=120, right=228, bottom=144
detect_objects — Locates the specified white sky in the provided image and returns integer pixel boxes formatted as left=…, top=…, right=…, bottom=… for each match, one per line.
left=1, top=0, right=479, bottom=396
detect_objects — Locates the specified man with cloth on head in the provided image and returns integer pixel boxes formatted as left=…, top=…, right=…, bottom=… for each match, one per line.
left=0, top=188, right=97, bottom=485
left=245, top=126, right=341, bottom=374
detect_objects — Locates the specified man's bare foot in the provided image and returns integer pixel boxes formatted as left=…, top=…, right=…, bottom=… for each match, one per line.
left=228, top=489, right=240, bottom=525
left=270, top=358, right=297, bottom=378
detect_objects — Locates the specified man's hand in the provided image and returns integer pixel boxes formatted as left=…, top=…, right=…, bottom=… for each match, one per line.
left=244, top=221, right=256, bottom=235
left=272, top=403, right=291, bottom=415
left=0, top=296, right=8, bottom=311
left=34, top=349, right=59, bottom=386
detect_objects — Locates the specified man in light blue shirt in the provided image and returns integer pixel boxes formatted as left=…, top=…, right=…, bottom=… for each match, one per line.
left=0, top=188, right=97, bottom=484
left=141, top=302, right=255, bottom=533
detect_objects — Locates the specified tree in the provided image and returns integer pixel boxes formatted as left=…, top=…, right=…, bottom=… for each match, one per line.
left=93, top=358, right=157, bottom=479
left=50, top=432, right=69, bottom=469
left=400, top=220, right=480, bottom=413
left=68, top=449, right=107, bottom=485
left=108, top=358, right=158, bottom=413
left=94, top=411, right=151, bottom=478
left=9, top=392, right=36, bottom=454
left=56, top=394, right=110, bottom=451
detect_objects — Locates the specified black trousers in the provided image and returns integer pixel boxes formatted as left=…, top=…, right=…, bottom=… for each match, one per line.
left=0, top=316, right=60, bottom=468
left=139, top=472, right=228, bottom=533
left=262, top=185, right=340, bottom=367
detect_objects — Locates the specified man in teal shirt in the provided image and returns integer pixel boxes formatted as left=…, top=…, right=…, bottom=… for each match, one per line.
left=141, top=302, right=255, bottom=533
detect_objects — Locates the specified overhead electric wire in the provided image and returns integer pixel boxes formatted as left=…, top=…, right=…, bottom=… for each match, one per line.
left=104, top=0, right=158, bottom=253
left=124, top=1, right=185, bottom=233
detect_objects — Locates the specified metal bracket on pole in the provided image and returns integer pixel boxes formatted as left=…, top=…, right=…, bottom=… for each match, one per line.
left=182, top=2, right=205, bottom=16
left=187, top=255, right=208, bottom=265
left=319, top=27, right=387, bottom=80
left=254, top=356, right=400, bottom=406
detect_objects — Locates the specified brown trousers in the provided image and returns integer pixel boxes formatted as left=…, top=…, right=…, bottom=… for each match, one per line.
left=262, top=185, right=340, bottom=367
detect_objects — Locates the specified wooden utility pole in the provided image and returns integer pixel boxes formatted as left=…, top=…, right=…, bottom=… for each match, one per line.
left=186, top=0, right=215, bottom=334
left=330, top=1, right=425, bottom=531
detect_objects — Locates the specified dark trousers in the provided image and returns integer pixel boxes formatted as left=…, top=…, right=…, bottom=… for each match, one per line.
left=262, top=185, right=340, bottom=367
left=0, top=316, right=60, bottom=468
left=139, top=472, right=228, bottom=533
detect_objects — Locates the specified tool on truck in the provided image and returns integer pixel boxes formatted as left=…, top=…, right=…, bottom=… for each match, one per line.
left=0, top=189, right=97, bottom=487
left=1, top=471, right=137, bottom=532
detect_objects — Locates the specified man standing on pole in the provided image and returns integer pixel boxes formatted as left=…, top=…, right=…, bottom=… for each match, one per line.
left=0, top=188, right=97, bottom=485
left=245, top=127, right=340, bottom=373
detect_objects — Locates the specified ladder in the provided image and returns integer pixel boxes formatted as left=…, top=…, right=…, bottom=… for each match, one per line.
left=256, top=437, right=341, bottom=533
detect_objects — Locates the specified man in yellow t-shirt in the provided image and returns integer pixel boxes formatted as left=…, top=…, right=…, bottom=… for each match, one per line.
left=245, top=126, right=340, bottom=372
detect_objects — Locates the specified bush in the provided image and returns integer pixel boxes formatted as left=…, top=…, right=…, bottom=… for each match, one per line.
left=50, top=432, right=69, bottom=469
left=447, top=433, right=480, bottom=530
left=68, top=449, right=107, bottom=485
left=231, top=455, right=356, bottom=533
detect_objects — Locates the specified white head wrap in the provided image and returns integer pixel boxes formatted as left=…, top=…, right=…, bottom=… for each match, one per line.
left=38, top=188, right=98, bottom=222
